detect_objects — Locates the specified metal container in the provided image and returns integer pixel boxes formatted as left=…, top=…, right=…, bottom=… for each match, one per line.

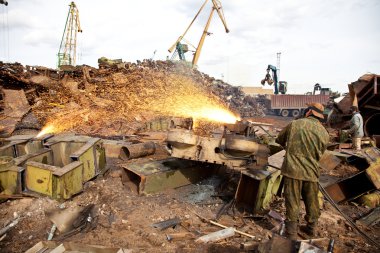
left=270, top=94, right=330, bottom=109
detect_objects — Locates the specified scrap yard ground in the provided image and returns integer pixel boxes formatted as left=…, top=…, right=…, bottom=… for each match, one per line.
left=0, top=57, right=380, bottom=253
left=0, top=60, right=380, bottom=253
left=0, top=124, right=379, bottom=253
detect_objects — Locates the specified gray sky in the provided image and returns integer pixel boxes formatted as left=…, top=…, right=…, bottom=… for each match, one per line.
left=0, top=0, right=379, bottom=94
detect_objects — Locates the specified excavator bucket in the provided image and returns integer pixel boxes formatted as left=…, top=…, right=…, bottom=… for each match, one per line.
left=261, top=73, right=273, bottom=86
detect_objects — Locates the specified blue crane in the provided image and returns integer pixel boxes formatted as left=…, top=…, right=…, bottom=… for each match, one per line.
left=261, top=65, right=287, bottom=95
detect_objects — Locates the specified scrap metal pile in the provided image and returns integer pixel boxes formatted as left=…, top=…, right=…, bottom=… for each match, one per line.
left=0, top=60, right=264, bottom=138
left=1, top=61, right=379, bottom=253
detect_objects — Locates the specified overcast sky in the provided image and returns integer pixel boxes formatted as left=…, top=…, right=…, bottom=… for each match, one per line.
left=0, top=0, right=379, bottom=93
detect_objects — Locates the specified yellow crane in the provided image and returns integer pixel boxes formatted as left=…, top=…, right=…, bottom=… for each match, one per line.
left=57, top=2, right=82, bottom=68
left=168, top=0, right=229, bottom=67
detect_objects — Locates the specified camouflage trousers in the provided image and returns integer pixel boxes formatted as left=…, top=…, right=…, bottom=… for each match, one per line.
left=283, top=176, right=320, bottom=224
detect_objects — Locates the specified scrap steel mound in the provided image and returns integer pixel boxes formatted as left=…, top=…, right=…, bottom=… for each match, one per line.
left=0, top=60, right=264, bottom=137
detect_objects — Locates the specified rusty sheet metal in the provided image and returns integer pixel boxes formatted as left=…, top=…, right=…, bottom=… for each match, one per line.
left=2, top=89, right=30, bottom=117
left=325, top=148, right=380, bottom=202
left=268, top=150, right=285, bottom=169
left=258, top=234, right=327, bottom=253
left=0, top=89, right=30, bottom=137
left=257, top=234, right=294, bottom=253
left=325, top=171, right=376, bottom=203
left=121, top=158, right=216, bottom=195
left=119, top=142, right=156, bottom=160
left=270, top=94, right=330, bottom=109
left=235, top=168, right=282, bottom=213
left=357, top=207, right=380, bottom=227
left=319, top=151, right=342, bottom=171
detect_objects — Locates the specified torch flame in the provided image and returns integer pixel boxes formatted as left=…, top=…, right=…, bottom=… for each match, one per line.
left=36, top=124, right=56, bottom=138
left=192, top=107, right=239, bottom=124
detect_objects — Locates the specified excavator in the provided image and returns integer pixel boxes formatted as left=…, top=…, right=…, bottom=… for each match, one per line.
left=168, top=0, right=229, bottom=67
left=261, top=65, right=287, bottom=95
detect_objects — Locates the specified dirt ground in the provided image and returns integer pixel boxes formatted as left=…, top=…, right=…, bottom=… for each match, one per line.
left=0, top=116, right=379, bottom=253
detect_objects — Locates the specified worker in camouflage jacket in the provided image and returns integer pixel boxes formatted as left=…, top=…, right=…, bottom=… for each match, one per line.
left=276, top=103, right=329, bottom=240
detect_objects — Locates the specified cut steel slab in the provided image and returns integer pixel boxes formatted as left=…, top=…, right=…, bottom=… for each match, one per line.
left=121, top=158, right=216, bottom=195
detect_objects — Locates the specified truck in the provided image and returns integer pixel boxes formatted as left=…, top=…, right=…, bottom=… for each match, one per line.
left=268, top=94, right=331, bottom=117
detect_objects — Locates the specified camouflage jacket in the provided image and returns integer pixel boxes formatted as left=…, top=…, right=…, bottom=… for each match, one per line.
left=275, top=116, right=329, bottom=182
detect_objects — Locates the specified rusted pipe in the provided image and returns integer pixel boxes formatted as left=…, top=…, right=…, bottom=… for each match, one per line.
left=119, top=142, right=156, bottom=160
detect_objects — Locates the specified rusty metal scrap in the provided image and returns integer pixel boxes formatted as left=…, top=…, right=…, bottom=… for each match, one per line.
left=0, top=89, right=31, bottom=137
left=1, top=60, right=264, bottom=137
left=151, top=217, right=181, bottom=230
left=325, top=147, right=380, bottom=203
left=119, top=142, right=156, bottom=160
left=166, top=121, right=270, bottom=169
left=328, top=74, right=380, bottom=142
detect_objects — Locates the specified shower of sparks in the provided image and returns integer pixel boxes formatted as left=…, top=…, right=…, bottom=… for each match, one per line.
left=36, top=70, right=240, bottom=136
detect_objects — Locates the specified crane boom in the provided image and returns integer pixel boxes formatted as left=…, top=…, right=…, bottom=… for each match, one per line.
left=57, top=1, right=82, bottom=68
left=192, top=0, right=229, bottom=66
left=168, top=0, right=208, bottom=53
left=169, top=0, right=229, bottom=67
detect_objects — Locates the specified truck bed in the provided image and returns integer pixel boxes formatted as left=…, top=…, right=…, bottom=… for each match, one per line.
left=270, top=94, right=330, bottom=109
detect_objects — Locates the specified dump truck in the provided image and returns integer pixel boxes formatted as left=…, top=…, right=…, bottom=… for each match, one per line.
left=268, top=94, right=331, bottom=117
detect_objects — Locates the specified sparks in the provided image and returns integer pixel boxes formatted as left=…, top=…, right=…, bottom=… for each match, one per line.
left=37, top=72, right=241, bottom=136
left=36, top=124, right=56, bottom=137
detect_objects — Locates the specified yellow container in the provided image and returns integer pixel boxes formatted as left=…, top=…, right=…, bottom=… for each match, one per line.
left=0, top=156, right=23, bottom=198
left=25, top=161, right=83, bottom=199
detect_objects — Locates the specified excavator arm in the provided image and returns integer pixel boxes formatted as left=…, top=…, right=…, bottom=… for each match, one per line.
left=261, top=65, right=279, bottom=94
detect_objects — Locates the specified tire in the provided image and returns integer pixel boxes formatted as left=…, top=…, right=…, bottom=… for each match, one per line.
left=291, top=110, right=300, bottom=118
left=281, top=109, right=289, bottom=117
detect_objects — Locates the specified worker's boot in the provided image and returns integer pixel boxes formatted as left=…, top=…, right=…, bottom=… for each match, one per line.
left=300, top=222, right=317, bottom=237
left=284, top=221, right=298, bottom=241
